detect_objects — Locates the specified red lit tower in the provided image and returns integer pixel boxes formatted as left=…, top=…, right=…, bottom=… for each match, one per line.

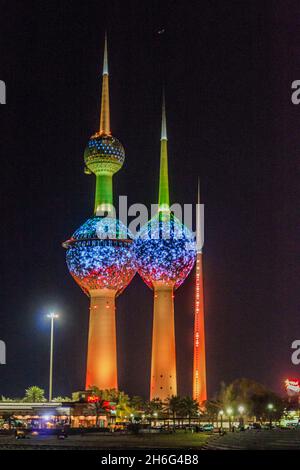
left=193, top=182, right=207, bottom=405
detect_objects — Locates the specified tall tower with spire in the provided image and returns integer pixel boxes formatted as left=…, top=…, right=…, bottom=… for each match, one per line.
left=134, top=94, right=196, bottom=400
left=193, top=182, right=207, bottom=405
left=63, top=36, right=136, bottom=391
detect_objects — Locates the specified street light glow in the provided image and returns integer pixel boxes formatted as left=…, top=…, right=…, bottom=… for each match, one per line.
left=226, top=407, right=233, bottom=415
left=267, top=403, right=274, bottom=410
left=238, top=405, right=245, bottom=414
left=47, top=312, right=59, bottom=319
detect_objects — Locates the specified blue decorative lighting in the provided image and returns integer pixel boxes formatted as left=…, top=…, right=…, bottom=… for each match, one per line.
left=134, top=212, right=196, bottom=290
left=65, top=217, right=136, bottom=295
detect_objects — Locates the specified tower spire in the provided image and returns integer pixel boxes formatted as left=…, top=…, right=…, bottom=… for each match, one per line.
left=158, top=90, right=170, bottom=211
left=196, top=178, right=202, bottom=253
left=99, top=33, right=111, bottom=136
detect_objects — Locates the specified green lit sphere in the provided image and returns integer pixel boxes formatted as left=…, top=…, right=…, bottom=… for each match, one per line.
left=84, top=133, right=125, bottom=175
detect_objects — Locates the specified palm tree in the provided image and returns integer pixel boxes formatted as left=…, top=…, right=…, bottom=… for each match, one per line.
left=165, top=395, right=181, bottom=428
left=180, top=396, right=199, bottom=426
left=23, top=386, right=46, bottom=403
left=116, top=391, right=132, bottom=420
left=130, top=395, right=145, bottom=412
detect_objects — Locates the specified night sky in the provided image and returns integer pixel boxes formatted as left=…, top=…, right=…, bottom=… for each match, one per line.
left=0, top=0, right=299, bottom=400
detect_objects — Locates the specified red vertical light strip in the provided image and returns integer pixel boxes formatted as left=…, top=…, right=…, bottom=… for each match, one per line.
left=193, top=252, right=207, bottom=405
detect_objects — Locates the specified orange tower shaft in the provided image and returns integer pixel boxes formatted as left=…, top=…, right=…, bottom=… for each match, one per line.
left=193, top=252, right=207, bottom=404
left=85, top=289, right=118, bottom=390
left=150, top=281, right=177, bottom=400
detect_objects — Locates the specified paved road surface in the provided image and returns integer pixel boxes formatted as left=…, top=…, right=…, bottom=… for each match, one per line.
left=204, top=429, right=300, bottom=450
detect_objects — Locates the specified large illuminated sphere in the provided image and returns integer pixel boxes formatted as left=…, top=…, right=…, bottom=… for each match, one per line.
left=134, top=212, right=196, bottom=290
left=84, top=133, right=125, bottom=175
left=64, top=216, right=136, bottom=295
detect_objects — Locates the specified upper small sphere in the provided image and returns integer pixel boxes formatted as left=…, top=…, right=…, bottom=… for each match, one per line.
left=134, top=212, right=196, bottom=290
left=84, top=133, right=125, bottom=175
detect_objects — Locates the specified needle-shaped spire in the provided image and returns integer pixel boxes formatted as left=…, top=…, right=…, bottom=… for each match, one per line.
left=196, top=178, right=203, bottom=253
left=99, top=33, right=111, bottom=135
left=158, top=90, right=170, bottom=210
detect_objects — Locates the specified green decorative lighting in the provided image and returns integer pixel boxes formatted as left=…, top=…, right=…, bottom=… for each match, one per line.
left=158, top=92, right=170, bottom=211
left=83, top=34, right=125, bottom=214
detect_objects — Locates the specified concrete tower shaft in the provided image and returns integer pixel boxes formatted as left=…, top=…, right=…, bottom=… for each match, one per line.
left=86, top=289, right=118, bottom=390
left=150, top=281, right=177, bottom=398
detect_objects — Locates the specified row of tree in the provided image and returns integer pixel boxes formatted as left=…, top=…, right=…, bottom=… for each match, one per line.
left=0, top=378, right=289, bottom=425
left=86, top=386, right=199, bottom=425
left=1, top=386, right=70, bottom=403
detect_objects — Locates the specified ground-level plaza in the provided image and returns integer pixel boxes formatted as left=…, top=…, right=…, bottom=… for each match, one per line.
left=0, top=429, right=299, bottom=450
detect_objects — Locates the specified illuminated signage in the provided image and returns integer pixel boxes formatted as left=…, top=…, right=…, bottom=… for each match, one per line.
left=285, top=379, right=300, bottom=394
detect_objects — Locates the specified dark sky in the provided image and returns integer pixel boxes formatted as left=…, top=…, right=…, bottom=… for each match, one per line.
left=0, top=0, right=299, bottom=400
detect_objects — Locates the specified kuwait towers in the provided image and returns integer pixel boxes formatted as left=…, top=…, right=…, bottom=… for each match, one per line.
left=63, top=37, right=136, bottom=390
left=134, top=95, right=196, bottom=400
left=192, top=183, right=207, bottom=405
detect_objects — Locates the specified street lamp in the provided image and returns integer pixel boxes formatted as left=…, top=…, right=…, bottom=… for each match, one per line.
left=267, top=403, right=274, bottom=428
left=238, top=405, right=245, bottom=428
left=153, top=412, right=158, bottom=427
left=47, top=313, right=59, bottom=401
left=226, top=407, right=233, bottom=431
left=219, top=410, right=224, bottom=429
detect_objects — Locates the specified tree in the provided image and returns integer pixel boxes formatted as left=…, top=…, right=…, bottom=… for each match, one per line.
left=215, top=378, right=285, bottom=423
left=144, top=398, right=163, bottom=423
left=130, top=396, right=145, bottom=412
left=115, top=391, right=132, bottom=420
left=179, top=396, right=199, bottom=425
left=203, top=400, right=222, bottom=425
left=52, top=396, right=72, bottom=402
left=23, top=386, right=46, bottom=403
left=165, top=395, right=182, bottom=427
left=1, top=396, right=16, bottom=402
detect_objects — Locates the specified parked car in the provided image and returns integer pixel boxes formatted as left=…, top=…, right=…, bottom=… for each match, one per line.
left=249, top=422, right=261, bottom=430
left=200, top=423, right=214, bottom=432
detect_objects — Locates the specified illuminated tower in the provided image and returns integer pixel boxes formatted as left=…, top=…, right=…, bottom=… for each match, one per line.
left=63, top=36, right=136, bottom=390
left=134, top=95, right=196, bottom=400
left=192, top=182, right=207, bottom=405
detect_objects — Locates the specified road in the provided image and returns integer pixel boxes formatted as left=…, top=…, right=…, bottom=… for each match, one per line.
left=204, top=429, right=300, bottom=450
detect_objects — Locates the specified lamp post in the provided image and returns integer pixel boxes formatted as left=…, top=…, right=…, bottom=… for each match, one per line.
left=238, top=405, right=245, bottom=428
left=219, top=410, right=224, bottom=430
left=47, top=313, right=59, bottom=401
left=267, top=403, right=274, bottom=428
left=226, top=407, right=233, bottom=431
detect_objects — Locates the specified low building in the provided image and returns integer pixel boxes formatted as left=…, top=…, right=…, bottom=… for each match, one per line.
left=0, top=397, right=114, bottom=429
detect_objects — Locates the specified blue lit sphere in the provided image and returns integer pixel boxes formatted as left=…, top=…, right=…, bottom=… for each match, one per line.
left=64, top=217, right=136, bottom=295
left=84, top=133, right=125, bottom=175
left=133, top=212, right=196, bottom=290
